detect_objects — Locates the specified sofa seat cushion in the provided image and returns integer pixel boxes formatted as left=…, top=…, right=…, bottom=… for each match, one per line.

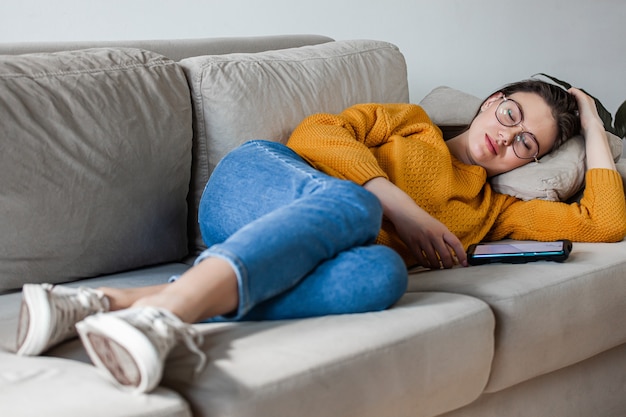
left=178, top=39, right=410, bottom=255
left=407, top=240, right=626, bottom=393
left=0, top=277, right=494, bottom=417
left=0, top=263, right=191, bottom=354
left=0, top=352, right=191, bottom=417
left=0, top=48, right=192, bottom=292
left=436, top=343, right=626, bottom=417
left=160, top=292, right=494, bottom=417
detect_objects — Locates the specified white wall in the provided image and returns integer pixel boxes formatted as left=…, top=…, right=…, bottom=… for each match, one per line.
left=2, top=0, right=625, bottom=116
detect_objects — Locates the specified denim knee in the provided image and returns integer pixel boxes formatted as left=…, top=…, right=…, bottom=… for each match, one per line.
left=233, top=244, right=408, bottom=321
left=361, top=245, right=408, bottom=311
left=322, top=179, right=383, bottom=243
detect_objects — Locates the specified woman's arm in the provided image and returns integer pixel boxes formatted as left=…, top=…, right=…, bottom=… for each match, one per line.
left=363, top=177, right=468, bottom=269
left=288, top=103, right=466, bottom=269
left=569, top=87, right=616, bottom=170
left=287, top=103, right=436, bottom=185
left=489, top=89, right=626, bottom=243
left=489, top=170, right=626, bottom=243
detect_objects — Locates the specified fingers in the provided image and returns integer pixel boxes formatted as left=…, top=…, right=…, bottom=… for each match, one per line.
left=414, top=243, right=440, bottom=269
left=567, top=87, right=584, bottom=96
left=568, top=88, right=590, bottom=109
left=413, top=233, right=468, bottom=270
left=568, top=87, right=602, bottom=132
left=445, top=234, right=468, bottom=267
left=568, top=88, right=597, bottom=114
left=433, top=237, right=456, bottom=269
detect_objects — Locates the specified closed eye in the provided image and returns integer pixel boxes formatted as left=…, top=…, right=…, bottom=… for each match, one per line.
left=516, top=134, right=536, bottom=151
left=506, top=109, right=516, bottom=123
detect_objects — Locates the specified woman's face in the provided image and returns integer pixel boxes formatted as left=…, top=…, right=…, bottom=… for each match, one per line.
left=466, top=91, right=558, bottom=177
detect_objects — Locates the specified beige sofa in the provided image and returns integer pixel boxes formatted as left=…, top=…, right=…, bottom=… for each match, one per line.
left=1, top=35, right=625, bottom=417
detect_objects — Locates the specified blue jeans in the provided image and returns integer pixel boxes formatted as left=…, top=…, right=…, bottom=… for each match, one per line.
left=195, top=140, right=407, bottom=322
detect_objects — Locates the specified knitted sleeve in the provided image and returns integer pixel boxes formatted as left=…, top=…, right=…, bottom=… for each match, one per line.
left=488, top=169, right=626, bottom=243
left=287, top=103, right=437, bottom=185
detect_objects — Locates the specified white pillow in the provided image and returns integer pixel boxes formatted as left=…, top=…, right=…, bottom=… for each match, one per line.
left=419, top=86, right=622, bottom=201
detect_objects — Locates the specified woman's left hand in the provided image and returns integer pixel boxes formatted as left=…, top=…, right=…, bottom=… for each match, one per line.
left=364, top=177, right=468, bottom=269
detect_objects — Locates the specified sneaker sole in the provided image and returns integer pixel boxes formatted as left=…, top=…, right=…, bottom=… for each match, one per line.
left=16, top=284, right=54, bottom=356
left=76, top=313, right=161, bottom=394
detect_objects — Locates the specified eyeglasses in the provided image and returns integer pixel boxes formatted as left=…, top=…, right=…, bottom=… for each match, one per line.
left=495, top=97, right=540, bottom=162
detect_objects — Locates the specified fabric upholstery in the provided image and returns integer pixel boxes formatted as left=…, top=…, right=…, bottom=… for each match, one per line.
left=0, top=267, right=495, bottom=417
left=0, top=352, right=191, bottom=417
left=407, top=240, right=626, bottom=392
left=0, top=35, right=334, bottom=62
left=0, top=263, right=189, bottom=355
left=438, top=343, right=626, bottom=417
left=179, top=39, right=410, bottom=254
left=162, top=293, right=493, bottom=417
left=0, top=48, right=192, bottom=292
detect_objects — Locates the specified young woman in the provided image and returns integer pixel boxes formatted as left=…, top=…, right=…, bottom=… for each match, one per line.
left=14, top=81, right=626, bottom=394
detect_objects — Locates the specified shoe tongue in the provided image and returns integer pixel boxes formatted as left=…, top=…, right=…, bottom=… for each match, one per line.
left=143, top=307, right=181, bottom=324
left=127, top=306, right=207, bottom=375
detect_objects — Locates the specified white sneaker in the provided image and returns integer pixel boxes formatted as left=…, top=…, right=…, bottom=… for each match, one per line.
left=16, top=283, right=110, bottom=356
left=76, top=307, right=207, bottom=394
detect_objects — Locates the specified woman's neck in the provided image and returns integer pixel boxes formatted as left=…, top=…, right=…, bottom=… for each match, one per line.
left=445, top=131, right=474, bottom=166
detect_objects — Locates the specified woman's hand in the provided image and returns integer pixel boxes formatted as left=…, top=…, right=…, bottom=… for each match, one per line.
left=568, top=88, right=616, bottom=170
left=569, top=87, right=602, bottom=133
left=364, top=177, right=467, bottom=269
left=392, top=203, right=468, bottom=269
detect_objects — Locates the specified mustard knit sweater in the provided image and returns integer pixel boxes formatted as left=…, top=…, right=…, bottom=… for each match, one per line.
left=287, top=103, right=626, bottom=265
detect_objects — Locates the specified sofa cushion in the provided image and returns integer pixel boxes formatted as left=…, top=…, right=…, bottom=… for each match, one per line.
left=407, top=240, right=626, bottom=393
left=0, top=48, right=192, bottom=292
left=179, top=39, right=409, bottom=254
left=0, top=263, right=191, bottom=354
left=169, top=293, right=493, bottom=417
left=0, top=267, right=494, bottom=417
left=0, top=352, right=191, bottom=417
left=437, top=343, right=626, bottom=417
left=419, top=86, right=623, bottom=201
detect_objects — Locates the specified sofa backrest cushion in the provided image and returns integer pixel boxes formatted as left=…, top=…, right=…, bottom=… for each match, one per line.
left=179, top=39, right=409, bottom=254
left=0, top=48, right=192, bottom=292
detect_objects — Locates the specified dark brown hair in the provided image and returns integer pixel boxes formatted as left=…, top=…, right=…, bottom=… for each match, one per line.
left=487, top=80, right=581, bottom=150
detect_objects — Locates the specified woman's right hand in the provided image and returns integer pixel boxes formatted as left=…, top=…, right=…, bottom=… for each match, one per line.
left=568, top=87, right=603, bottom=134
left=568, top=87, right=616, bottom=171
left=364, top=177, right=467, bottom=269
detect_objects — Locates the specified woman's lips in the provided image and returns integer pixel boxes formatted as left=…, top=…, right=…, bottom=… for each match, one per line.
left=485, top=134, right=498, bottom=155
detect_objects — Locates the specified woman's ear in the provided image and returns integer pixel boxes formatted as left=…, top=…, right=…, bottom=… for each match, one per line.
left=480, top=92, right=504, bottom=112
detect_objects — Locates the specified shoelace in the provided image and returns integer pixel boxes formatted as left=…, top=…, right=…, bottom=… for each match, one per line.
left=134, top=308, right=207, bottom=375
left=76, top=287, right=110, bottom=311
left=48, top=285, right=109, bottom=340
